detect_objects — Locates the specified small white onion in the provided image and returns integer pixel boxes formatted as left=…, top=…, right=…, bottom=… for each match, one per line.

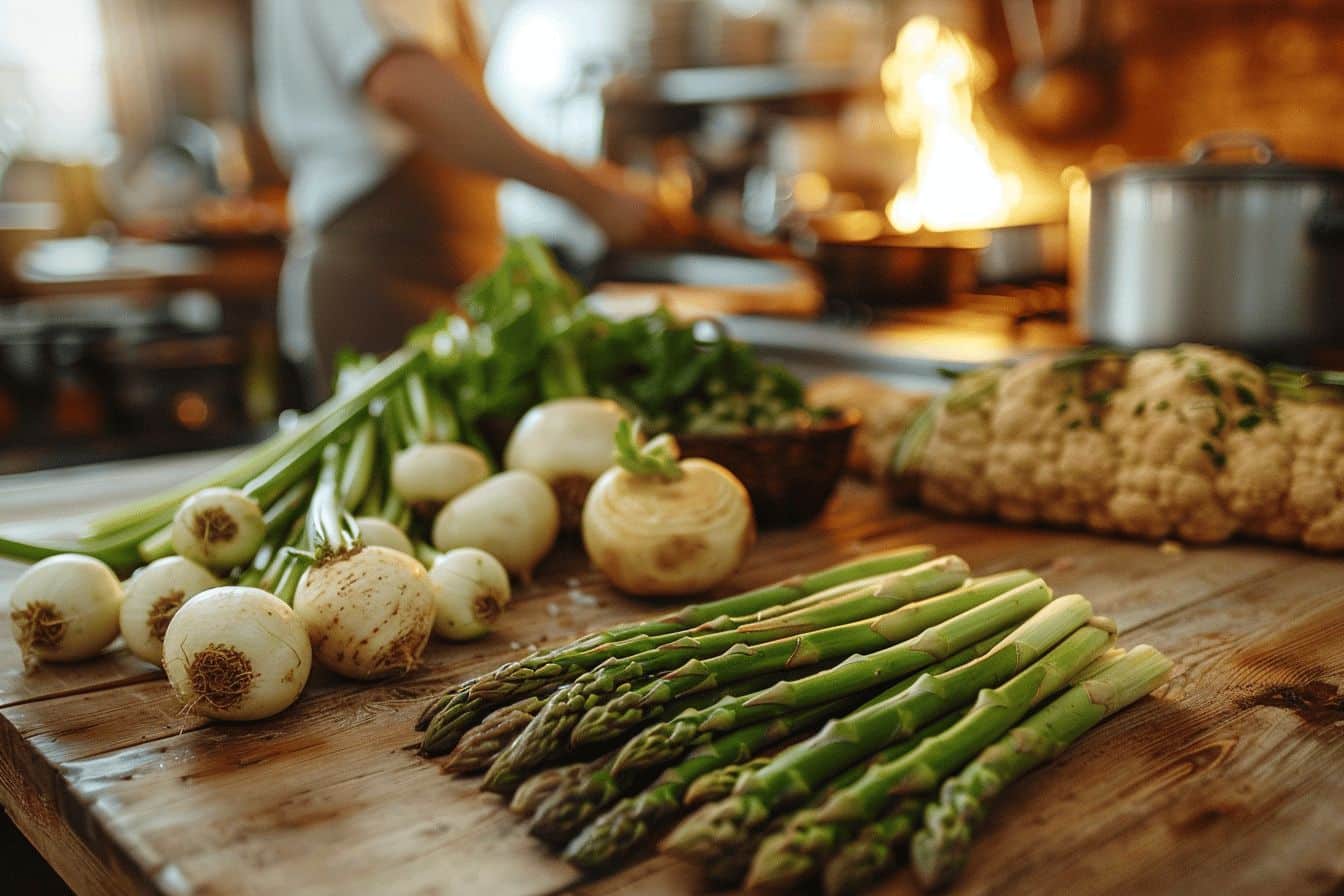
left=391, top=443, right=489, bottom=507
left=163, top=586, right=311, bottom=721
left=354, top=516, right=414, bottom=556
left=432, top=471, right=559, bottom=582
left=171, top=487, right=266, bottom=571
left=504, top=398, right=628, bottom=528
left=119, top=556, right=220, bottom=665
left=293, top=546, right=436, bottom=680
left=9, top=554, right=122, bottom=669
left=429, top=548, right=511, bottom=641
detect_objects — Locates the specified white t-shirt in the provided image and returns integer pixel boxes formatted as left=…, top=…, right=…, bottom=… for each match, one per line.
left=255, top=0, right=477, bottom=235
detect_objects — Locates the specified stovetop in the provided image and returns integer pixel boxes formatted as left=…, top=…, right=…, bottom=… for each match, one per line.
left=727, top=282, right=1079, bottom=390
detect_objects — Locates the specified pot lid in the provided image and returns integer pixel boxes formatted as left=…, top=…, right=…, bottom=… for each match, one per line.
left=1091, top=132, right=1344, bottom=186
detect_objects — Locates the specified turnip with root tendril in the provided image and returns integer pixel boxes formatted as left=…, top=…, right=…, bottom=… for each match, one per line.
left=429, top=548, right=512, bottom=641
left=162, top=586, right=311, bottom=721
left=582, top=420, right=754, bottom=597
left=354, top=516, right=414, bottom=556
left=9, top=554, right=123, bottom=670
left=391, top=442, right=489, bottom=511
left=292, top=441, right=436, bottom=680
left=504, top=398, right=629, bottom=528
left=171, top=487, right=266, bottom=571
left=120, top=556, right=220, bottom=665
left=432, top=471, right=560, bottom=583
left=295, top=546, right=436, bottom=679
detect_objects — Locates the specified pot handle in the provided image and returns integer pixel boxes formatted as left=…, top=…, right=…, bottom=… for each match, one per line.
left=1183, top=132, right=1279, bottom=164
left=1311, top=201, right=1344, bottom=251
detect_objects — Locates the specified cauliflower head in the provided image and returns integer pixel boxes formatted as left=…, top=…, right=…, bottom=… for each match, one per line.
left=1103, top=345, right=1286, bottom=543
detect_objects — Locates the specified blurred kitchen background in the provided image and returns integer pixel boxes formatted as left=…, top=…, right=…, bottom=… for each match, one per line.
left=1, top=0, right=1343, bottom=475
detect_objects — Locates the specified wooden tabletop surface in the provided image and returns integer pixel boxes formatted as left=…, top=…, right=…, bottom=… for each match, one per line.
left=2, top=453, right=1343, bottom=896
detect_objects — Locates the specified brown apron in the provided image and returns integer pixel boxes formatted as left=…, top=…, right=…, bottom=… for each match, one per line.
left=287, top=1, right=502, bottom=399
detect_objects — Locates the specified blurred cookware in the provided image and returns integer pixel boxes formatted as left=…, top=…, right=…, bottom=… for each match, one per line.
left=796, top=212, right=985, bottom=310
left=978, top=220, right=1067, bottom=283
left=1080, top=132, right=1344, bottom=353
left=593, top=250, right=821, bottom=317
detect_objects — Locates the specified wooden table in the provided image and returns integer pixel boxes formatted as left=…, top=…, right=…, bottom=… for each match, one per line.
left=3, top=453, right=1344, bottom=896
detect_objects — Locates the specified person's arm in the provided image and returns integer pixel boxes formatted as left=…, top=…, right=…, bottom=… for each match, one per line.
left=365, top=46, right=680, bottom=247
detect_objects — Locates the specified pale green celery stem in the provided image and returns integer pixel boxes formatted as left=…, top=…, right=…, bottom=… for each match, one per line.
left=272, top=553, right=310, bottom=605
left=306, top=442, right=356, bottom=555
left=404, top=371, right=435, bottom=439
left=91, top=346, right=422, bottom=539
left=338, top=419, right=378, bottom=510
left=415, top=541, right=440, bottom=568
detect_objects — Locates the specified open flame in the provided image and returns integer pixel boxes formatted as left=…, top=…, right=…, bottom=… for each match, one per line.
left=882, top=16, right=1020, bottom=234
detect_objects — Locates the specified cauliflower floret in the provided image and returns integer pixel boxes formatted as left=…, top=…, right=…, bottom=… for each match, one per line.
left=1104, top=345, right=1281, bottom=544
left=984, top=354, right=1124, bottom=529
left=1279, top=399, right=1344, bottom=551
left=805, top=375, right=930, bottom=480
left=916, top=368, right=1000, bottom=517
left=1223, top=410, right=1297, bottom=543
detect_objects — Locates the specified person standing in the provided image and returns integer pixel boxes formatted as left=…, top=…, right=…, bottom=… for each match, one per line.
left=255, top=0, right=679, bottom=398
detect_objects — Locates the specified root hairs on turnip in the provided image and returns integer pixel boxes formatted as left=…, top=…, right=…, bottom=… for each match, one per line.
left=10, top=602, right=66, bottom=672
left=191, top=507, right=238, bottom=546
left=184, top=643, right=260, bottom=713
left=147, top=591, right=186, bottom=642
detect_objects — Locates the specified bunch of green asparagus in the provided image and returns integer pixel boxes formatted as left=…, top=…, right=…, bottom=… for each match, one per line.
left=417, top=545, right=1173, bottom=892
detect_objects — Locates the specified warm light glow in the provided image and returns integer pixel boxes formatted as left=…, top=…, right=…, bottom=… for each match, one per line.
left=792, top=172, right=832, bottom=213
left=881, top=16, right=1018, bottom=233
left=828, top=209, right=884, bottom=242
left=174, top=392, right=212, bottom=431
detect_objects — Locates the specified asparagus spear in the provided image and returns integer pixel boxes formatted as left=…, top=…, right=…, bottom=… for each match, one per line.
left=510, top=761, right=593, bottom=816
left=443, top=696, right=547, bottom=774
left=528, top=752, right=632, bottom=846
left=683, top=757, right=772, bottom=808
left=481, top=560, right=989, bottom=789
left=416, top=545, right=935, bottom=737
left=418, top=692, right=493, bottom=752
left=658, top=594, right=1093, bottom=869
left=602, top=577, right=1053, bottom=775
left=821, top=800, right=926, bottom=896
left=909, top=645, right=1173, bottom=890
left=745, top=617, right=1117, bottom=889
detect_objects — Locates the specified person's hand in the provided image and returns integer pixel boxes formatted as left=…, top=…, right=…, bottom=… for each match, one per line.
left=573, top=162, right=692, bottom=250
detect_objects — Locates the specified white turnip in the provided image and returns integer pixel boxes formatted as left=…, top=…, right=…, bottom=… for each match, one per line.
left=162, top=585, right=311, bottom=721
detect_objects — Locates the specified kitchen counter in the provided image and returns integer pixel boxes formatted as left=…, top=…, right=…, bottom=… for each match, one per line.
left=7, top=237, right=283, bottom=305
left=720, top=275, right=1080, bottom=390
left=2, top=453, right=1343, bottom=895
